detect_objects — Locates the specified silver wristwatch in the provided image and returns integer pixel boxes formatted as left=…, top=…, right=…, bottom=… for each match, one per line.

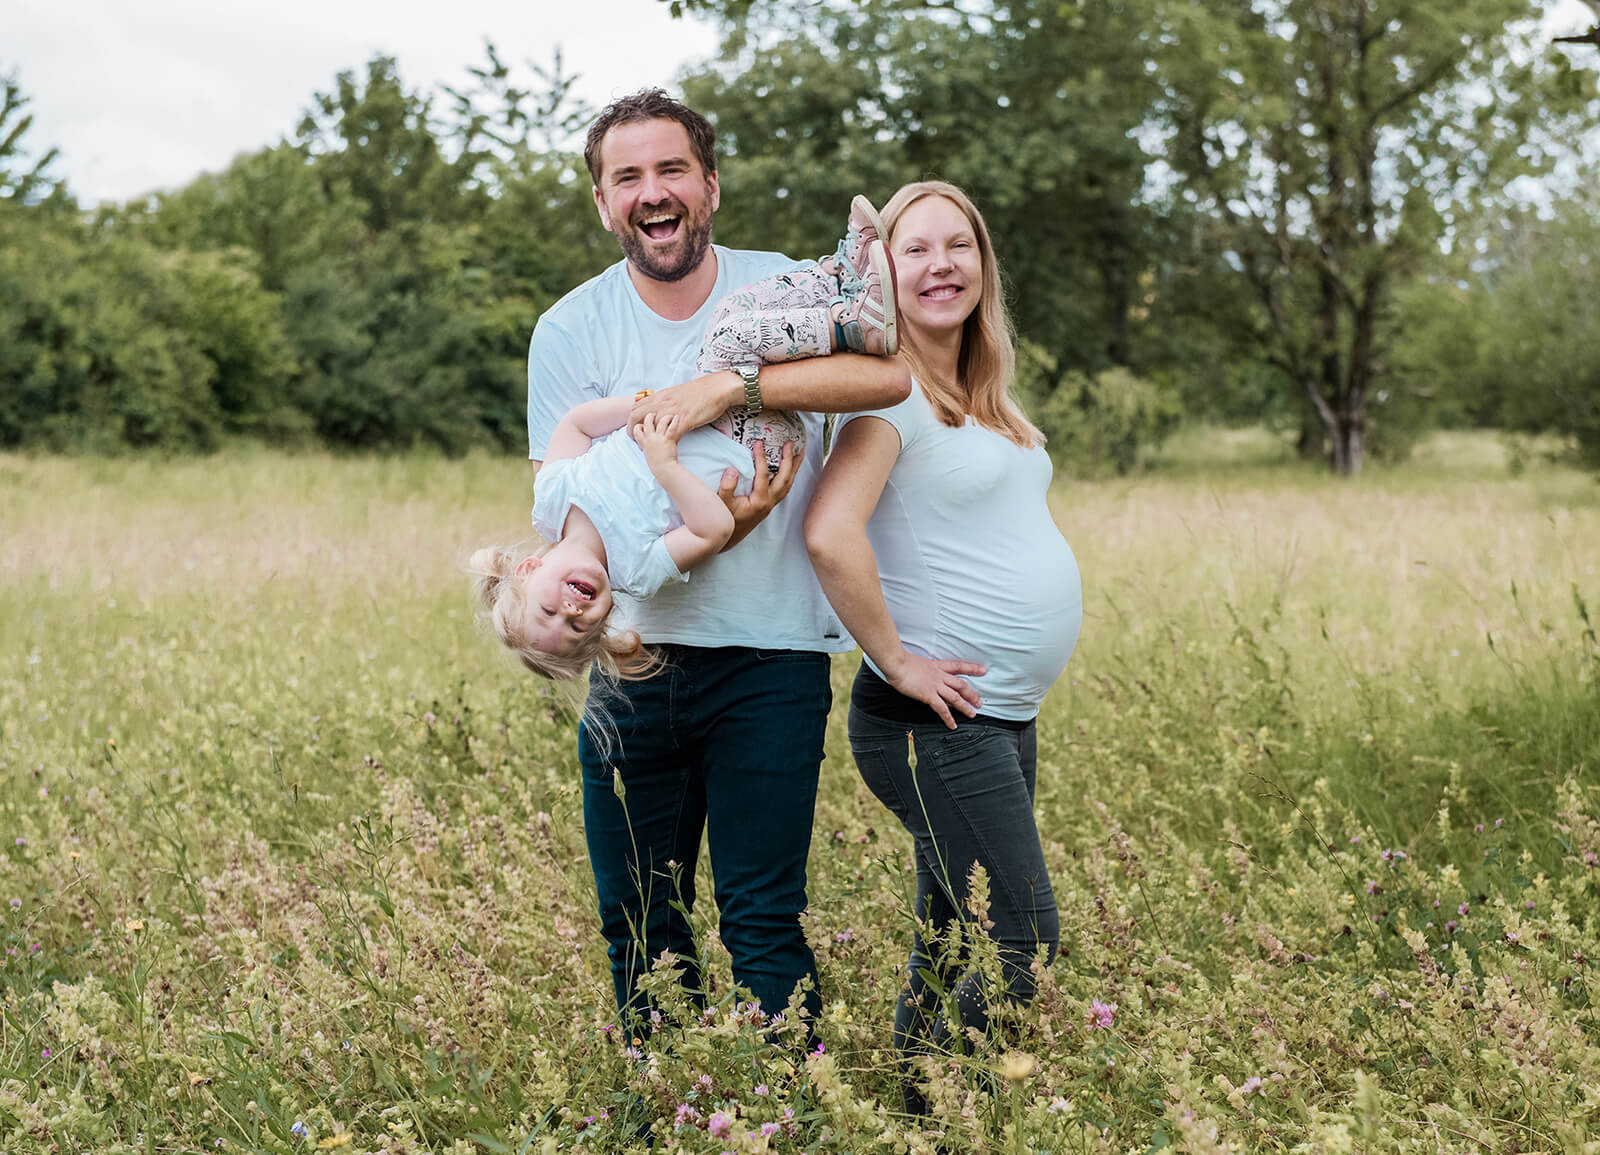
left=736, top=364, right=762, bottom=412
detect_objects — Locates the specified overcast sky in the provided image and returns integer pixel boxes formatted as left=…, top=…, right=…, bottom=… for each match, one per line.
left=9, top=0, right=1598, bottom=205
left=9, top=0, right=721, bottom=204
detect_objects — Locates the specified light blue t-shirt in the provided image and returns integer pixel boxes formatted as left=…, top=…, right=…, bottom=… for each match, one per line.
left=840, top=381, right=1082, bottom=720
left=531, top=424, right=757, bottom=599
left=528, top=247, right=851, bottom=651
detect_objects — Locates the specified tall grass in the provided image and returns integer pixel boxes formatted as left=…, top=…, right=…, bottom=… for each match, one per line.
left=1, top=435, right=1596, bottom=1153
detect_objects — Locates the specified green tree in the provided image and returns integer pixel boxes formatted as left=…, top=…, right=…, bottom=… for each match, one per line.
left=1460, top=199, right=1600, bottom=467
left=0, top=203, right=296, bottom=451
left=0, top=67, right=61, bottom=205
left=1156, top=0, right=1599, bottom=473
left=682, top=0, right=1169, bottom=394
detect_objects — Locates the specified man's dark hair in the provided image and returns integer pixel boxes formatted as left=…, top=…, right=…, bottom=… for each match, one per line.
left=583, top=88, right=718, bottom=186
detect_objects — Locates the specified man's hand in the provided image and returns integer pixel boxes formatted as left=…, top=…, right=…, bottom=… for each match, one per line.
left=718, top=439, right=800, bottom=549
left=630, top=370, right=741, bottom=430
left=633, top=412, right=684, bottom=473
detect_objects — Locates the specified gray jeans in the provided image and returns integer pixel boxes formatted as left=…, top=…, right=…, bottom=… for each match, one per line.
left=848, top=695, right=1059, bottom=1107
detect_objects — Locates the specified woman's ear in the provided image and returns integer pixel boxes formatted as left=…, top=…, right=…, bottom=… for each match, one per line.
left=514, top=555, right=540, bottom=578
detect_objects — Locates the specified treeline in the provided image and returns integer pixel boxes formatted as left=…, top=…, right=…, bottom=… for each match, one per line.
left=3, top=0, right=1600, bottom=473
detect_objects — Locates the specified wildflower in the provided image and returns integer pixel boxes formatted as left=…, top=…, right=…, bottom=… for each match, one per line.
left=1049, top=1097, right=1072, bottom=1113
left=1495, top=818, right=1503, bottom=828
left=13, top=839, right=23, bottom=847
left=1475, top=824, right=1485, bottom=834
left=695, top=1073, right=714, bottom=1094
left=708, top=1111, right=734, bottom=1140
left=1086, top=1000, right=1117, bottom=1029
left=754, top=1083, right=769, bottom=1096
left=290, top=1121, right=309, bottom=1139
left=1239, top=1076, right=1262, bottom=1095
left=813, top=1041, right=826, bottom=1055
left=189, top=1072, right=210, bottom=1086
left=623, top=1046, right=642, bottom=1061
left=6, top=899, right=16, bottom=909
left=674, top=1103, right=700, bottom=1127
left=1365, top=880, right=1379, bottom=894
left=315, top=1136, right=352, bottom=1150
left=1002, top=1052, right=1036, bottom=1081
left=761, top=1122, right=781, bottom=1137
left=41, top=1048, right=50, bottom=1058
left=1445, top=920, right=1458, bottom=934
left=834, top=929, right=854, bottom=943
left=126, top=919, right=144, bottom=933
left=1505, top=930, right=1520, bottom=945
left=1458, top=902, right=1469, bottom=916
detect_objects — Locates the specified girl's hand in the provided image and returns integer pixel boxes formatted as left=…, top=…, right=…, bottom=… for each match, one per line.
left=634, top=413, right=684, bottom=471
left=882, top=651, right=986, bottom=730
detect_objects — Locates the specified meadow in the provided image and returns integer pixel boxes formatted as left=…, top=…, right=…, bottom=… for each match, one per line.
left=1, top=431, right=1597, bottom=1154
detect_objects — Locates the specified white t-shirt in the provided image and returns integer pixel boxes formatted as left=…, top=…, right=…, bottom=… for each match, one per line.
left=531, top=424, right=757, bottom=599
left=528, top=247, right=850, bottom=651
left=839, top=380, right=1082, bottom=720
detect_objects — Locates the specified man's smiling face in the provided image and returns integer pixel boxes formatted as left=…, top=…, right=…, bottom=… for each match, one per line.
left=592, top=118, right=720, bottom=284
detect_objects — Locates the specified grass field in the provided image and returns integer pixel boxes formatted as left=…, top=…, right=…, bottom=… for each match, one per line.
left=2, top=432, right=1597, bottom=1153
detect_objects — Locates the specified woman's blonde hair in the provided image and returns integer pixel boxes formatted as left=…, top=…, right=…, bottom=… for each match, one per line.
left=880, top=180, right=1042, bottom=448
left=467, top=544, right=661, bottom=682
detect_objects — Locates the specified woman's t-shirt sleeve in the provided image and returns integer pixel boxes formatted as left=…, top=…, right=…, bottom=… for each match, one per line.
left=837, top=379, right=924, bottom=450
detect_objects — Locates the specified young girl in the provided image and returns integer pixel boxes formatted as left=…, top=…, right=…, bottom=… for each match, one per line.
left=472, top=196, right=898, bottom=681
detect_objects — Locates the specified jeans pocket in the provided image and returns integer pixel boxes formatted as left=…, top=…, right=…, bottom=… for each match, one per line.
left=916, top=726, right=991, bottom=762
left=851, top=743, right=912, bottom=824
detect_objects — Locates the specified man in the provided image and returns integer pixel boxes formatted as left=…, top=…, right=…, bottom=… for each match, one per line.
left=527, top=89, right=909, bottom=1028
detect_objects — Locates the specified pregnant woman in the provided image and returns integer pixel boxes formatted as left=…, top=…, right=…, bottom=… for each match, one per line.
left=805, top=180, right=1082, bottom=1114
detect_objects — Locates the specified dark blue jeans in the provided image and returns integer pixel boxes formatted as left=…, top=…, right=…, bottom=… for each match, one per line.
left=578, top=645, right=831, bottom=1029
left=848, top=699, right=1059, bottom=1105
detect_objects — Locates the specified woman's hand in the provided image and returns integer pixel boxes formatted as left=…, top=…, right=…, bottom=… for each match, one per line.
left=881, top=650, right=987, bottom=730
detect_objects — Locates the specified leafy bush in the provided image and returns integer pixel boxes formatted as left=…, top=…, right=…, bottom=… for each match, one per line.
left=1028, top=365, right=1183, bottom=476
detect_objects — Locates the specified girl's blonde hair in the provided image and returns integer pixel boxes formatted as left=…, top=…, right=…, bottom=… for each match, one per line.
left=468, top=544, right=661, bottom=682
left=880, top=180, right=1043, bottom=448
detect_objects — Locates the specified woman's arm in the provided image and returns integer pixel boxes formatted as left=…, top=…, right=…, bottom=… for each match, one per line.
left=635, top=413, right=736, bottom=573
left=542, top=397, right=636, bottom=466
left=804, top=416, right=985, bottom=729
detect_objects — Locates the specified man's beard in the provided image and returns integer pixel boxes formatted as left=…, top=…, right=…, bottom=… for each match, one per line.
left=616, top=201, right=715, bottom=283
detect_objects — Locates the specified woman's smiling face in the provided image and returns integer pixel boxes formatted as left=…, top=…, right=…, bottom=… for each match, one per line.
left=888, top=195, right=984, bottom=342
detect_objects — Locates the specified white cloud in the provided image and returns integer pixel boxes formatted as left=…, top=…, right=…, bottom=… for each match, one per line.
left=9, top=0, right=720, bottom=202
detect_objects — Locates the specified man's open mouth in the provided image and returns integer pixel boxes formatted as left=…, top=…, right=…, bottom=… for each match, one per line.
left=638, top=211, right=682, bottom=242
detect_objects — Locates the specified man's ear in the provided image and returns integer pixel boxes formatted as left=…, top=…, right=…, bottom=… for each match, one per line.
left=707, top=170, right=720, bottom=214
left=593, top=185, right=615, bottom=233
left=514, top=555, right=540, bottom=578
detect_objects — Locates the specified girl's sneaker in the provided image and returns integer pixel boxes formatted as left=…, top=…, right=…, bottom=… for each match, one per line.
left=823, top=195, right=888, bottom=294
left=835, top=239, right=898, bottom=356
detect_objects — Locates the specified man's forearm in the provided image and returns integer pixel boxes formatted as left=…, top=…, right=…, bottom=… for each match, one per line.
left=756, top=354, right=911, bottom=414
